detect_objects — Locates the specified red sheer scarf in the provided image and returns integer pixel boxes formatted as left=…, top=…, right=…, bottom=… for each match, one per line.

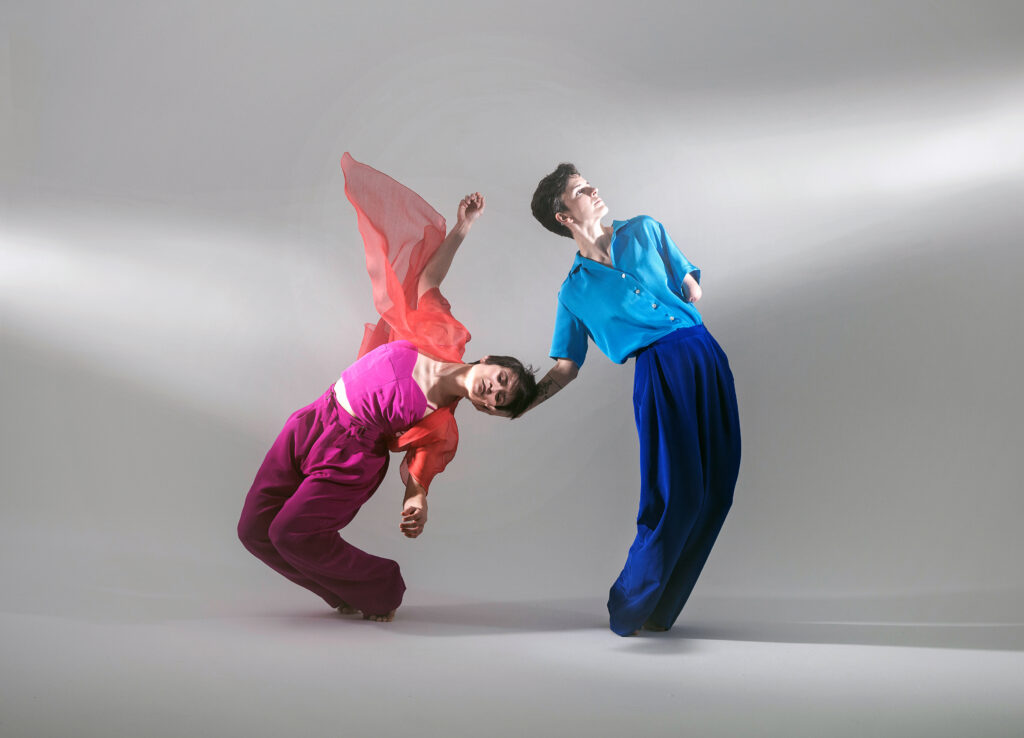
left=341, top=153, right=470, bottom=491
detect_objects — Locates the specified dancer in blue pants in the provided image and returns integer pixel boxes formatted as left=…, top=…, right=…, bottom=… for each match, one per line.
left=528, top=164, right=741, bottom=636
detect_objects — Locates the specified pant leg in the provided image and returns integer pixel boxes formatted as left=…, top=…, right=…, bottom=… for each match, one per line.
left=268, top=474, right=405, bottom=614
left=238, top=388, right=403, bottom=612
left=647, top=329, right=741, bottom=630
left=238, top=400, right=347, bottom=608
left=607, top=344, right=703, bottom=636
left=607, top=326, right=741, bottom=635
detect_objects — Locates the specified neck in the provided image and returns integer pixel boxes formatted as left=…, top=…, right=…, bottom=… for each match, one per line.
left=434, top=361, right=471, bottom=403
left=574, top=221, right=614, bottom=262
left=414, top=354, right=469, bottom=408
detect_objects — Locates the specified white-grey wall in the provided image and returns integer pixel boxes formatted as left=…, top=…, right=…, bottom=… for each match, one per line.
left=2, top=0, right=1022, bottom=619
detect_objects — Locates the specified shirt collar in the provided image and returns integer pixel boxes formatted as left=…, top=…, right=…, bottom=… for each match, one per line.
left=568, top=251, right=589, bottom=276
left=568, top=221, right=628, bottom=276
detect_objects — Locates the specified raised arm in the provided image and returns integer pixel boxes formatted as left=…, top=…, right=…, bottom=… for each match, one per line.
left=417, top=192, right=485, bottom=299
left=522, top=358, right=579, bottom=414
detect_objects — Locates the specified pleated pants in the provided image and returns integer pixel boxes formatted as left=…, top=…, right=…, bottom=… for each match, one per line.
left=608, top=324, right=741, bottom=636
left=237, top=388, right=406, bottom=614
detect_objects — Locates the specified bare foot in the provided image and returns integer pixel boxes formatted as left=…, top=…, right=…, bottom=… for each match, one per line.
left=361, top=610, right=396, bottom=622
left=336, top=601, right=358, bottom=615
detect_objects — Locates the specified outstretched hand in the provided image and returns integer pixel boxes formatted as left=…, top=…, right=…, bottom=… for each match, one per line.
left=457, top=192, right=485, bottom=226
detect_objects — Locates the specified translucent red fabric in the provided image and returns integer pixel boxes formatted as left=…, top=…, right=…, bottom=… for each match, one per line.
left=341, top=152, right=471, bottom=492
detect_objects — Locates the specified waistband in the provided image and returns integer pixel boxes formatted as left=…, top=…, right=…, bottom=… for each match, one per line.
left=317, top=384, right=379, bottom=443
left=648, top=323, right=709, bottom=347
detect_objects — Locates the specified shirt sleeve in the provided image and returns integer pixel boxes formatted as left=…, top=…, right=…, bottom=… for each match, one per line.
left=549, top=298, right=589, bottom=368
left=402, top=433, right=457, bottom=492
left=656, top=219, right=700, bottom=287
left=389, top=407, right=459, bottom=494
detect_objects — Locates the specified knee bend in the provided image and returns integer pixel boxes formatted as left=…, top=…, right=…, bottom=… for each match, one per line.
left=237, top=513, right=267, bottom=550
left=267, top=511, right=307, bottom=554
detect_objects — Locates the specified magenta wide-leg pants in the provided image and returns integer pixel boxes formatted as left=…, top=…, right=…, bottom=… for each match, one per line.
left=237, top=388, right=406, bottom=614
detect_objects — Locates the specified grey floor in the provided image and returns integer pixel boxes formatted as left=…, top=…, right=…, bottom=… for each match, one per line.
left=3, top=587, right=1022, bottom=738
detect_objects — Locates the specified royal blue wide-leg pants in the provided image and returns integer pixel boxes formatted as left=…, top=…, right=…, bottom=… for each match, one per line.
left=608, top=324, right=741, bottom=636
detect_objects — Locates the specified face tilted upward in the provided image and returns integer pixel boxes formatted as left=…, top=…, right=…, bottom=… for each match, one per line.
left=557, top=174, right=609, bottom=229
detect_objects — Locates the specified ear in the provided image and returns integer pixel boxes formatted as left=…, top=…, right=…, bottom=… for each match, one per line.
left=555, top=211, right=572, bottom=226
left=480, top=355, right=492, bottom=364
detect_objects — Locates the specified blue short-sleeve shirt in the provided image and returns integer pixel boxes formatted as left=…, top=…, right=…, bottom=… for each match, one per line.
left=549, top=216, right=702, bottom=367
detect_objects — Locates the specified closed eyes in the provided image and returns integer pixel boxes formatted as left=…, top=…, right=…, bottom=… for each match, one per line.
left=495, top=373, right=505, bottom=404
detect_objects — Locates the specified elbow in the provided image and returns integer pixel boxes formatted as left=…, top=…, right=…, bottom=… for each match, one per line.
left=416, top=275, right=438, bottom=299
left=559, top=359, right=580, bottom=383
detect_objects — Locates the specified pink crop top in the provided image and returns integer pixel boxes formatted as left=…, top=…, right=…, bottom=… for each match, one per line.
left=339, top=341, right=431, bottom=437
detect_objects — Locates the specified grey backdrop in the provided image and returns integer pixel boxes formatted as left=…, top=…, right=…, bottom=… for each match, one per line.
left=2, top=4, right=1023, bottom=732
left=3, top=0, right=1023, bottom=613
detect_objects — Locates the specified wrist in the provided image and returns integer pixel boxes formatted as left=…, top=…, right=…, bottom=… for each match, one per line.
left=403, top=487, right=427, bottom=504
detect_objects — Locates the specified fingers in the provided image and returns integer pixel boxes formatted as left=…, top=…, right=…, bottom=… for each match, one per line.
left=459, top=192, right=485, bottom=215
left=400, top=505, right=426, bottom=538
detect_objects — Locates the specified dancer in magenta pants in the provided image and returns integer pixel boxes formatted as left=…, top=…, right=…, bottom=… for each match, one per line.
left=238, top=154, right=537, bottom=621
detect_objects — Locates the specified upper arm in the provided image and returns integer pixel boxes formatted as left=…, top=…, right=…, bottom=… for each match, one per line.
left=552, top=357, right=579, bottom=382
left=416, top=286, right=452, bottom=315
left=654, top=219, right=700, bottom=286
left=417, top=273, right=438, bottom=302
left=549, top=300, right=589, bottom=369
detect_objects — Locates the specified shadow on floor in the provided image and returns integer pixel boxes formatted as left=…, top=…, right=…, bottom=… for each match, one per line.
left=7, top=569, right=1021, bottom=651
left=252, top=590, right=1024, bottom=650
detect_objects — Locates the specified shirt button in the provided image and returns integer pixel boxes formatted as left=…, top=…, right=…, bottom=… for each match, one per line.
left=669, top=316, right=676, bottom=321
left=651, top=303, right=658, bottom=309
left=634, top=288, right=641, bottom=295
left=620, top=273, right=627, bottom=278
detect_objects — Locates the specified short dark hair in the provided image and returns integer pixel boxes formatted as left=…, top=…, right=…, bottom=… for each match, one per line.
left=477, top=355, right=538, bottom=419
left=531, top=163, right=579, bottom=238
